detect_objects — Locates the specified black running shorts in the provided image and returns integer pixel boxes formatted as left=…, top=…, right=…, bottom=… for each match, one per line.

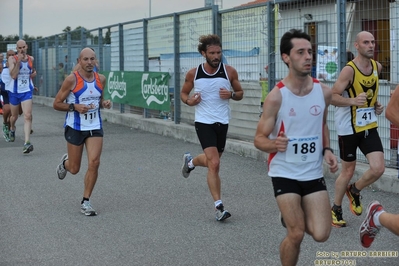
left=271, top=177, right=327, bottom=197
left=64, top=126, right=103, bottom=146
left=338, top=128, right=383, bottom=162
left=195, top=122, right=228, bottom=152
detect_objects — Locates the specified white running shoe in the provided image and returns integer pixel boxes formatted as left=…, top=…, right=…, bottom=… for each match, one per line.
left=181, top=152, right=195, bottom=178
left=81, top=200, right=97, bottom=216
left=56, top=153, right=68, bottom=180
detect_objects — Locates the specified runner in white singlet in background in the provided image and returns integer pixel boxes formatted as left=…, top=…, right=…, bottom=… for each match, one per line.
left=180, top=34, right=244, bottom=221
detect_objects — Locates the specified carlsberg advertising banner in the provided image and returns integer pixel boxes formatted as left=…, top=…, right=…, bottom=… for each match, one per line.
left=102, top=71, right=171, bottom=111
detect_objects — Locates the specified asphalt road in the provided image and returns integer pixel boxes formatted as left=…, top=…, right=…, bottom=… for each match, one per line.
left=1, top=103, right=398, bottom=266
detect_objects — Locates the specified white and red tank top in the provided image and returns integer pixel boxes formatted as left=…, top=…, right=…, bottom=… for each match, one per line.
left=268, top=79, right=325, bottom=181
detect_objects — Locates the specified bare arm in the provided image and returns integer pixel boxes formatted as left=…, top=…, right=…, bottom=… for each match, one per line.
left=321, top=82, right=333, bottom=150
left=8, top=56, right=19, bottom=80
left=321, top=82, right=338, bottom=173
left=386, top=84, right=399, bottom=127
left=226, top=65, right=243, bottom=101
left=254, top=86, right=287, bottom=153
left=53, top=74, right=76, bottom=112
left=180, top=68, right=200, bottom=106
left=331, top=66, right=357, bottom=107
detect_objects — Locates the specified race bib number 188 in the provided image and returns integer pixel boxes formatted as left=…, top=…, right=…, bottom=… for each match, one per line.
left=285, top=134, right=321, bottom=163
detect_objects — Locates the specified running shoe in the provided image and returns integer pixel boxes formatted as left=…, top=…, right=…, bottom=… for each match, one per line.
left=215, top=204, right=231, bottom=221
left=331, top=207, right=347, bottom=228
left=22, top=142, right=34, bottom=154
left=346, top=184, right=363, bottom=216
left=3, top=124, right=10, bottom=142
left=9, top=129, right=15, bottom=142
left=181, top=152, right=195, bottom=178
left=56, top=153, right=68, bottom=180
left=359, top=200, right=384, bottom=248
left=81, top=200, right=97, bottom=216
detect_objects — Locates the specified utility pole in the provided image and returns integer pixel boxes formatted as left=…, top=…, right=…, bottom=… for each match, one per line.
left=19, top=0, right=23, bottom=39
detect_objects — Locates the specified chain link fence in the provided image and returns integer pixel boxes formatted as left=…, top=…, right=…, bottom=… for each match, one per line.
left=2, top=0, right=398, bottom=167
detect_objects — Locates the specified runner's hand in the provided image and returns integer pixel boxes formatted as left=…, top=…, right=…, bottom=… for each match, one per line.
left=275, top=131, right=288, bottom=152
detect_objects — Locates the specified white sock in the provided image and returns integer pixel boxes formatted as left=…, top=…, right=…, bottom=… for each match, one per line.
left=373, top=210, right=385, bottom=227
left=188, top=159, right=194, bottom=168
left=214, top=200, right=222, bottom=208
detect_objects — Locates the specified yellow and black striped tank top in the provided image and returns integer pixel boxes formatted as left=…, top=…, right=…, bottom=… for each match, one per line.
left=334, top=59, right=379, bottom=135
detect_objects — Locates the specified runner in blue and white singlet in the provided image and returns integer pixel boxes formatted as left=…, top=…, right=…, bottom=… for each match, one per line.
left=7, top=40, right=35, bottom=153
left=53, top=47, right=111, bottom=216
left=64, top=71, right=103, bottom=131
left=8, top=55, right=34, bottom=94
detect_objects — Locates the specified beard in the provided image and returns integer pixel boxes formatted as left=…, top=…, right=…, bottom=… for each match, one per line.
left=205, top=57, right=220, bottom=68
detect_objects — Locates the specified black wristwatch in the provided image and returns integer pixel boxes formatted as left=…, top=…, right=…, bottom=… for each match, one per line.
left=322, top=147, right=334, bottom=156
left=231, top=91, right=236, bottom=99
left=69, top=103, right=75, bottom=112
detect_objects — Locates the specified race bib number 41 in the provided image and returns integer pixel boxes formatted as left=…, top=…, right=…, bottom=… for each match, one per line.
left=356, top=107, right=377, bottom=126
left=285, top=134, right=321, bottom=163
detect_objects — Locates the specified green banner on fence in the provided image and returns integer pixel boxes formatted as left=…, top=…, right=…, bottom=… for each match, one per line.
left=102, top=71, right=171, bottom=111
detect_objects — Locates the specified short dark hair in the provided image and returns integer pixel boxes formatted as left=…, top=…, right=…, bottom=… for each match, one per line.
left=280, top=29, right=311, bottom=59
left=197, top=34, right=222, bottom=54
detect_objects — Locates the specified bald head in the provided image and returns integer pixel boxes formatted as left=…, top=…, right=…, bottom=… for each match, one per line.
left=78, top=47, right=97, bottom=73
left=7, top=50, right=15, bottom=58
left=16, top=39, right=26, bottom=46
left=79, top=47, right=96, bottom=59
left=16, top=39, right=28, bottom=55
left=355, top=31, right=374, bottom=43
left=354, top=31, right=375, bottom=59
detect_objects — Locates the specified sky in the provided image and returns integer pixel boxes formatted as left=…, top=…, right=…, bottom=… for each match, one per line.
left=0, top=0, right=250, bottom=37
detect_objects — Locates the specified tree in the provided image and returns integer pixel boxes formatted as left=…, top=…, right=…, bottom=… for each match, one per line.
left=105, top=28, right=111, bottom=44
left=62, top=26, right=72, bottom=33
